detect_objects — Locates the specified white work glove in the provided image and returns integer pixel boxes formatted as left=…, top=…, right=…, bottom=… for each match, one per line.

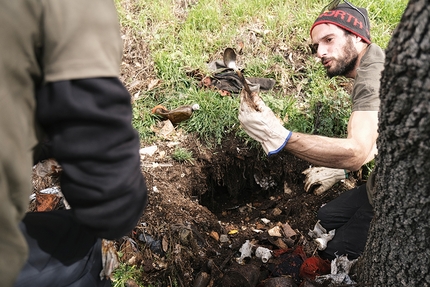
left=238, top=95, right=292, bottom=156
left=302, top=167, right=347, bottom=195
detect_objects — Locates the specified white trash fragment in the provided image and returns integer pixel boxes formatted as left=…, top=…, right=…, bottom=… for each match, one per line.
left=316, top=255, right=357, bottom=285
left=236, top=240, right=253, bottom=264
left=284, top=181, right=293, bottom=194
left=167, top=142, right=181, bottom=148
left=314, top=233, right=335, bottom=250
left=254, top=174, right=276, bottom=190
left=255, top=246, right=272, bottom=263
left=261, top=218, right=271, bottom=224
left=308, top=220, right=335, bottom=250
left=139, top=145, right=158, bottom=156
left=39, top=186, right=61, bottom=194
left=268, top=226, right=283, bottom=237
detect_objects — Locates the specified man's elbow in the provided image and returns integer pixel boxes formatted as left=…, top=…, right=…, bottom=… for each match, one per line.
left=347, top=153, right=370, bottom=171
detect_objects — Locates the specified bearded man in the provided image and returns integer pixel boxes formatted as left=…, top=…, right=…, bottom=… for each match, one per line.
left=239, top=2, right=384, bottom=260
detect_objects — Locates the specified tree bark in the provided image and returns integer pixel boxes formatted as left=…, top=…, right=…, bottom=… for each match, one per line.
left=358, top=0, right=430, bottom=285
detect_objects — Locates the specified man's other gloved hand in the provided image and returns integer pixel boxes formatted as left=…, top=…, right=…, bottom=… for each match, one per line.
left=303, top=167, right=346, bottom=195
left=238, top=95, right=292, bottom=156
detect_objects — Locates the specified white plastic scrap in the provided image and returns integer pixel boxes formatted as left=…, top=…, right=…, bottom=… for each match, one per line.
left=315, top=255, right=357, bottom=285
left=39, top=186, right=61, bottom=194
left=255, top=246, right=273, bottom=263
left=253, top=174, right=276, bottom=190
left=261, top=218, right=271, bottom=224
left=236, top=240, right=253, bottom=265
left=308, top=220, right=335, bottom=250
left=139, top=145, right=158, bottom=156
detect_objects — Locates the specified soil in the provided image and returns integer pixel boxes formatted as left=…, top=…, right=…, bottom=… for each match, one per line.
left=118, top=132, right=362, bottom=287
left=29, top=132, right=362, bottom=287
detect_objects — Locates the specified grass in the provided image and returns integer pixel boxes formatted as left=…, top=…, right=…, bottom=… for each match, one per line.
left=171, top=147, right=194, bottom=164
left=115, top=0, right=407, bottom=148
left=112, top=264, right=145, bottom=287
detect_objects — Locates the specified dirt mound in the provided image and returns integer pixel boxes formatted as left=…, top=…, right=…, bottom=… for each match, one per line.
left=125, top=132, right=359, bottom=286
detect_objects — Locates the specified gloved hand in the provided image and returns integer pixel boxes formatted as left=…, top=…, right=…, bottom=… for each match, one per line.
left=302, top=167, right=346, bottom=195
left=238, top=94, right=292, bottom=156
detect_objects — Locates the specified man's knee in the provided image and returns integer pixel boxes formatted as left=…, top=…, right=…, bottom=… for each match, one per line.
left=317, top=204, right=332, bottom=226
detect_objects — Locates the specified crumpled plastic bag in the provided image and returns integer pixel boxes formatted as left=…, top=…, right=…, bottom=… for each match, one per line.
left=308, top=220, right=335, bottom=250
left=237, top=240, right=253, bottom=264
left=315, top=255, right=357, bottom=285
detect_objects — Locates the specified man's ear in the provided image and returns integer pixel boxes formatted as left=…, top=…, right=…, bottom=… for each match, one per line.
left=354, top=35, right=363, bottom=44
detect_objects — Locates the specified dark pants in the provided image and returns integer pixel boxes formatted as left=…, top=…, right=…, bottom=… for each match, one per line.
left=317, top=184, right=373, bottom=261
left=14, top=211, right=111, bottom=287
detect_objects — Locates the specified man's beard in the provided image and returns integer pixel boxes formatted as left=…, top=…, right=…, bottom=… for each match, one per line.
left=324, top=37, right=358, bottom=78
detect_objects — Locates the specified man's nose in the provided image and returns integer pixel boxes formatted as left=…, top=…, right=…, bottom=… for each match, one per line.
left=317, top=45, right=327, bottom=58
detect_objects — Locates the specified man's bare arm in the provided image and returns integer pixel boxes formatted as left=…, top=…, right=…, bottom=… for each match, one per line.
left=284, top=110, right=378, bottom=171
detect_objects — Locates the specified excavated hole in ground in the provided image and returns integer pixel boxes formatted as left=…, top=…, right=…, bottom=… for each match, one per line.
left=133, top=135, right=361, bottom=286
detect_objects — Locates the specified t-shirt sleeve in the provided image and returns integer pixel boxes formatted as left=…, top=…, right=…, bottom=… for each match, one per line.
left=351, top=44, right=385, bottom=112
left=42, top=0, right=123, bottom=82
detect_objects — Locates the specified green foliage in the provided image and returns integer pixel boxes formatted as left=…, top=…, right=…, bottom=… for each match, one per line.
left=115, top=0, right=408, bottom=145
left=171, top=147, right=194, bottom=164
left=111, top=263, right=145, bottom=287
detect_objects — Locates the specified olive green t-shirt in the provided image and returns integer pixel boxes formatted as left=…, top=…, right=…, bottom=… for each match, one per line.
left=351, top=43, right=385, bottom=112
left=353, top=44, right=385, bottom=205
left=41, top=0, right=123, bottom=82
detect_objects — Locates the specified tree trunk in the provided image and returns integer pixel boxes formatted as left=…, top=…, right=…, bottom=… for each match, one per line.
left=358, top=0, right=430, bottom=285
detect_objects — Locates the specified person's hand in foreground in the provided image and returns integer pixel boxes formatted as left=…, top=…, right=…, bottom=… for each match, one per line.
left=303, top=167, right=347, bottom=195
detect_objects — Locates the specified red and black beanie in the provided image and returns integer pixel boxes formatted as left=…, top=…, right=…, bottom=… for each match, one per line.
left=310, top=3, right=371, bottom=44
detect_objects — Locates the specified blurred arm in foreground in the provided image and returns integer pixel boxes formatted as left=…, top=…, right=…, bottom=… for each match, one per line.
left=0, top=1, right=147, bottom=286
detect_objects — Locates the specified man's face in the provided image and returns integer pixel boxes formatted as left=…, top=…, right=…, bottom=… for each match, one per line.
left=311, top=24, right=358, bottom=78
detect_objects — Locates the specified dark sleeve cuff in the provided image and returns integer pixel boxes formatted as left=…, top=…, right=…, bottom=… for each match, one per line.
left=36, top=78, right=147, bottom=239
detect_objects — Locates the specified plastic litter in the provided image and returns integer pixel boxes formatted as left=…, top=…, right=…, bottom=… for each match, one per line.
left=255, top=246, right=273, bottom=263
left=315, top=255, right=357, bottom=285
left=138, top=233, right=164, bottom=256
left=308, top=220, right=335, bottom=250
left=237, top=240, right=253, bottom=264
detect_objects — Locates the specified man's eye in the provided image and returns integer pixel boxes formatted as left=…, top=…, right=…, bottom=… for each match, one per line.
left=310, top=43, right=318, bottom=54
